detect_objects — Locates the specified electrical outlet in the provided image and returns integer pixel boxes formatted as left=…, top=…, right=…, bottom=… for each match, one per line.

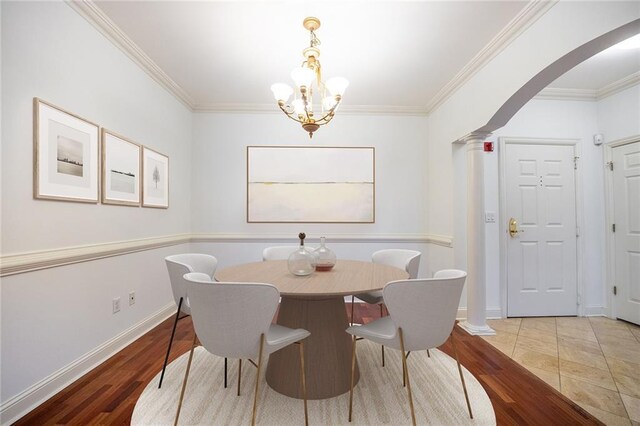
left=112, top=297, right=121, bottom=314
left=129, top=291, right=135, bottom=306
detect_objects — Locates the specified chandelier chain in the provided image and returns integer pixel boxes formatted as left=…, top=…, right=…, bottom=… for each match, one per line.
left=309, top=30, right=321, bottom=48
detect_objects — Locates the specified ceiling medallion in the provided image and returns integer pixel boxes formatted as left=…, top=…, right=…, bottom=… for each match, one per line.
left=271, top=17, right=349, bottom=138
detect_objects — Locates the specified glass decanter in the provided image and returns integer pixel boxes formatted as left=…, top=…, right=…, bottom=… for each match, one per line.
left=288, top=233, right=317, bottom=276
left=314, top=236, right=336, bottom=271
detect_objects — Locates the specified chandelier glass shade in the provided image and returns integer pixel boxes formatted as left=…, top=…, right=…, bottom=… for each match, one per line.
left=271, top=17, right=348, bottom=138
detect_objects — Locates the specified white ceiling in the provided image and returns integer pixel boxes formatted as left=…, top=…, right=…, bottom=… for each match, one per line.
left=91, top=1, right=639, bottom=111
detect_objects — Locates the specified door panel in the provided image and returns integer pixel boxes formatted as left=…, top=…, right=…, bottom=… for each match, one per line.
left=613, top=141, right=640, bottom=325
left=506, top=143, right=578, bottom=317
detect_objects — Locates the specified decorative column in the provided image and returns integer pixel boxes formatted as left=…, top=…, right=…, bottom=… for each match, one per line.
left=458, top=132, right=495, bottom=336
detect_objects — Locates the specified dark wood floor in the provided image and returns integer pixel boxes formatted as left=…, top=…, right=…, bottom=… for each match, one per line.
left=14, top=304, right=601, bottom=425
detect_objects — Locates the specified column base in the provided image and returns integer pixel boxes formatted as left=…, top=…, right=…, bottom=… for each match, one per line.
left=458, top=321, right=496, bottom=336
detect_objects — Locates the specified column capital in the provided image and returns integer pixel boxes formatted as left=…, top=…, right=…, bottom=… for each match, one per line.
left=458, top=131, right=493, bottom=145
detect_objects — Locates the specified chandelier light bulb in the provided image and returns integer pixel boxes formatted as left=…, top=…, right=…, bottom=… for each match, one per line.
left=292, top=99, right=306, bottom=116
left=322, top=96, right=337, bottom=111
left=291, top=67, right=316, bottom=89
left=325, top=77, right=349, bottom=96
left=271, top=83, right=293, bottom=102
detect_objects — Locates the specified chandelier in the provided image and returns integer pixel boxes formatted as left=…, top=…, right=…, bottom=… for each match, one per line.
left=271, top=17, right=349, bottom=138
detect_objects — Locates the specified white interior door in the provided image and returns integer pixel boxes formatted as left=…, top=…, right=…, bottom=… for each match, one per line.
left=506, top=143, right=578, bottom=317
left=613, top=141, right=640, bottom=325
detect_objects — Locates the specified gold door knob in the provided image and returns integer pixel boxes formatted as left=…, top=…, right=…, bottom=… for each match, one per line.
left=509, top=218, right=521, bottom=237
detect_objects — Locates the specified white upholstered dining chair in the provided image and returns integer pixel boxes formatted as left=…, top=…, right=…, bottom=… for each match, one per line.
left=175, top=273, right=310, bottom=426
left=262, top=245, right=298, bottom=261
left=346, top=270, right=472, bottom=426
left=161, top=254, right=221, bottom=389
left=351, top=249, right=421, bottom=365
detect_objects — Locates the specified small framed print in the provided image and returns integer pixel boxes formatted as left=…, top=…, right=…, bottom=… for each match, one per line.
left=33, top=98, right=99, bottom=203
left=101, top=129, right=141, bottom=206
left=142, top=146, right=169, bottom=208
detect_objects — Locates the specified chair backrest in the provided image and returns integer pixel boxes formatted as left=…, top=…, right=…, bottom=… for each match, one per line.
left=383, top=270, right=466, bottom=351
left=183, top=272, right=280, bottom=359
left=372, top=249, right=421, bottom=279
left=165, top=254, right=218, bottom=314
left=262, top=245, right=299, bottom=261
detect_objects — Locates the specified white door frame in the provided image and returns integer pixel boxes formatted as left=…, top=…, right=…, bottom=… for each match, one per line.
left=603, top=134, right=640, bottom=320
left=498, top=137, right=584, bottom=318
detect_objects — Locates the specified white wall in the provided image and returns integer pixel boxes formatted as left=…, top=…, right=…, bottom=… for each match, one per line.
left=1, top=1, right=191, bottom=411
left=597, top=84, right=640, bottom=143
left=190, top=112, right=435, bottom=274
left=191, top=112, right=428, bottom=236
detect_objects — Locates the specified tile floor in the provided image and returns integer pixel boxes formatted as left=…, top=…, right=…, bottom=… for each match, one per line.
left=482, top=316, right=640, bottom=426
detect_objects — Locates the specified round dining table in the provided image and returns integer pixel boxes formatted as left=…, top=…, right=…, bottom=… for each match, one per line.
left=215, top=259, right=409, bottom=400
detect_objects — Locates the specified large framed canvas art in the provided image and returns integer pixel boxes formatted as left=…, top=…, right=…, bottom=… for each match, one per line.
left=247, top=146, right=375, bottom=223
left=33, top=98, right=100, bottom=203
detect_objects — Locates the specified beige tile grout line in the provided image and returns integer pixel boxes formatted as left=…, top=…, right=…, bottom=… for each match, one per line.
left=509, top=319, right=522, bottom=358
left=588, top=317, right=632, bottom=422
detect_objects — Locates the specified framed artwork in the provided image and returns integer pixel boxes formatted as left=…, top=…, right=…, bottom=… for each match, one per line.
left=247, top=146, right=375, bottom=223
left=33, top=98, right=99, bottom=203
left=142, top=146, right=169, bottom=208
left=101, top=129, right=141, bottom=206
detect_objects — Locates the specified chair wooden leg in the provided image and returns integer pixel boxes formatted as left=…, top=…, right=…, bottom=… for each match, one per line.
left=427, top=349, right=431, bottom=358
left=237, top=359, right=242, bottom=396
left=380, top=304, right=385, bottom=367
left=224, top=357, right=228, bottom=388
left=298, top=342, right=308, bottom=426
left=402, top=358, right=406, bottom=387
left=173, top=333, right=197, bottom=426
left=160, top=297, right=183, bottom=388
left=348, top=335, right=357, bottom=422
left=350, top=295, right=355, bottom=326
left=451, top=332, right=473, bottom=419
left=251, top=334, right=265, bottom=426
left=399, top=328, right=416, bottom=426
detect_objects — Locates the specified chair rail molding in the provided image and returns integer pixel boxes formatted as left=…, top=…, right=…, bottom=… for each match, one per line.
left=0, top=233, right=453, bottom=277
left=0, top=234, right=191, bottom=276
left=190, top=233, right=453, bottom=246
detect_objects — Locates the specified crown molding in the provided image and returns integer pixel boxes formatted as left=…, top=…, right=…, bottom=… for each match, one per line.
left=424, top=0, right=558, bottom=114
left=534, top=71, right=640, bottom=102
left=534, top=87, right=598, bottom=101
left=597, top=70, right=640, bottom=100
left=193, top=103, right=429, bottom=116
left=65, top=0, right=195, bottom=110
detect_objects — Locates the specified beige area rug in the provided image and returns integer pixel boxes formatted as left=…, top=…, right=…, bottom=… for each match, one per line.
left=132, top=340, right=495, bottom=425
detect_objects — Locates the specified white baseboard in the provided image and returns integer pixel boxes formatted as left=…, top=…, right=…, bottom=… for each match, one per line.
left=456, top=307, right=503, bottom=320
left=583, top=305, right=605, bottom=317
left=0, top=302, right=175, bottom=426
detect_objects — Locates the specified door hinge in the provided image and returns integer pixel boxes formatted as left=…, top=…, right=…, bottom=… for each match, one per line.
left=576, top=226, right=580, bottom=237
left=612, top=223, right=616, bottom=232
left=607, top=161, right=614, bottom=171
left=574, top=156, right=579, bottom=170
left=613, top=286, right=617, bottom=296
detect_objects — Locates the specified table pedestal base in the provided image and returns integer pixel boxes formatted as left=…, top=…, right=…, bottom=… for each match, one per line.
left=266, top=296, right=359, bottom=399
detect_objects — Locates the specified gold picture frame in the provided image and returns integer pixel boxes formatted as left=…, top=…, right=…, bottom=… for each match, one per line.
left=101, top=129, right=142, bottom=207
left=33, top=98, right=100, bottom=203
